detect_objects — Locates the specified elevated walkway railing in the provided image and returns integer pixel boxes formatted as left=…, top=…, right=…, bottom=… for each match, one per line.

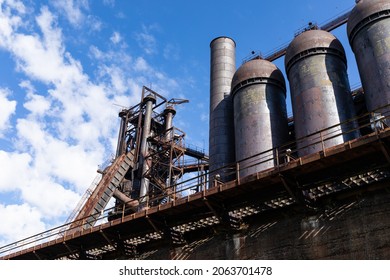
left=2, top=103, right=390, bottom=258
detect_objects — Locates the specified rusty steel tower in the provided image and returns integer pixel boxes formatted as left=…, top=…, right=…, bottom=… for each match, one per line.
left=1, top=1, right=390, bottom=260
left=62, top=86, right=208, bottom=234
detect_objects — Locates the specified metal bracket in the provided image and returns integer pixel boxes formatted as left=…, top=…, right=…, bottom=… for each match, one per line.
left=203, top=198, right=241, bottom=230
left=146, top=216, right=162, bottom=235
left=279, top=173, right=317, bottom=210
left=78, top=246, right=94, bottom=260
left=99, top=230, right=115, bottom=247
left=115, top=236, right=137, bottom=259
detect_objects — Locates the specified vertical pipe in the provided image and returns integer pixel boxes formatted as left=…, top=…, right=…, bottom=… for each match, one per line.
left=164, top=105, right=176, bottom=142
left=139, top=94, right=156, bottom=205
left=163, top=105, right=177, bottom=201
left=209, top=36, right=236, bottom=184
left=115, top=110, right=128, bottom=158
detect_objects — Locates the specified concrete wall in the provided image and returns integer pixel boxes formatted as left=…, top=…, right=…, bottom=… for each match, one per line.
left=142, top=188, right=390, bottom=260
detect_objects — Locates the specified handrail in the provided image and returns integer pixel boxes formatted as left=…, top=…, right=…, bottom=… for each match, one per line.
left=2, top=103, right=390, bottom=258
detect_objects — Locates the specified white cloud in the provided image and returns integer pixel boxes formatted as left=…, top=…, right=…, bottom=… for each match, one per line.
left=98, top=65, right=127, bottom=94
left=132, top=57, right=179, bottom=93
left=0, top=0, right=25, bottom=48
left=0, top=203, right=46, bottom=246
left=15, top=118, right=102, bottom=192
left=0, top=4, right=113, bottom=244
left=163, top=43, right=180, bottom=60
left=0, top=1, right=183, bottom=247
left=9, top=8, right=87, bottom=86
left=20, top=178, right=80, bottom=218
left=21, top=80, right=51, bottom=117
left=0, top=151, right=31, bottom=192
left=89, top=45, right=132, bottom=66
left=1, top=0, right=26, bottom=13
left=86, top=14, right=102, bottom=32
left=23, top=93, right=51, bottom=117
left=110, top=31, right=122, bottom=44
left=0, top=88, right=16, bottom=136
left=134, top=57, right=150, bottom=72
left=103, top=0, right=115, bottom=7
left=53, top=0, right=89, bottom=27
left=89, top=45, right=103, bottom=59
left=135, top=24, right=159, bottom=55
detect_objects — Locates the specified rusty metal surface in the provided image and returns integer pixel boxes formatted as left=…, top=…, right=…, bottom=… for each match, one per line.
left=139, top=94, right=156, bottom=202
left=209, top=37, right=236, bottom=182
left=347, top=0, right=390, bottom=41
left=231, top=58, right=286, bottom=92
left=285, top=30, right=359, bottom=157
left=3, top=126, right=390, bottom=260
left=347, top=0, right=390, bottom=114
left=3, top=100, right=390, bottom=259
left=68, top=152, right=133, bottom=231
left=285, top=29, right=346, bottom=72
left=164, top=105, right=176, bottom=141
left=232, top=59, right=288, bottom=176
left=264, top=9, right=352, bottom=62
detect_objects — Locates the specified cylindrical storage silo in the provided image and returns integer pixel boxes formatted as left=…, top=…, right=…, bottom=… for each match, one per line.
left=347, top=0, right=390, bottom=117
left=232, top=58, right=288, bottom=178
left=285, top=29, right=359, bottom=157
left=209, top=37, right=236, bottom=183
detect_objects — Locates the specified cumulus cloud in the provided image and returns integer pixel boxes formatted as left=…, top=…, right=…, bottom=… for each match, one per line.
left=20, top=81, right=51, bottom=117
left=0, top=0, right=182, bottom=247
left=0, top=0, right=25, bottom=48
left=16, top=119, right=102, bottom=190
left=0, top=89, right=16, bottom=136
left=0, top=151, right=31, bottom=193
left=0, top=203, right=46, bottom=246
left=0, top=3, right=113, bottom=243
left=23, top=93, right=51, bottom=117
left=20, top=178, right=80, bottom=218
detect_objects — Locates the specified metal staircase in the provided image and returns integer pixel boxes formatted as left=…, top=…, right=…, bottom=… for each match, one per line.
left=68, top=151, right=135, bottom=232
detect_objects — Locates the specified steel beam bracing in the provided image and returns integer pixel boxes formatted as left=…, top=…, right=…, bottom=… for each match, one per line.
left=264, top=9, right=351, bottom=62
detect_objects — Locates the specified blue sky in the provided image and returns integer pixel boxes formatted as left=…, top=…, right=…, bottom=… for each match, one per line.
left=0, top=0, right=359, bottom=245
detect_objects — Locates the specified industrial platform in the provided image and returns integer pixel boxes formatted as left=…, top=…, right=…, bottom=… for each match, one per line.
left=1, top=107, right=390, bottom=259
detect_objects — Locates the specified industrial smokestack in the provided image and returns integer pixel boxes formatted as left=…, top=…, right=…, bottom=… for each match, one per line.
left=164, top=105, right=176, bottom=142
left=209, top=36, right=236, bottom=184
left=139, top=94, right=156, bottom=205
left=347, top=0, right=390, bottom=117
left=232, top=58, right=288, bottom=177
left=285, top=29, right=359, bottom=157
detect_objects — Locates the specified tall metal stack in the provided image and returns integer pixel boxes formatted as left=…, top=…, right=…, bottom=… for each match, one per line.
left=209, top=37, right=236, bottom=182
left=231, top=58, right=288, bottom=177
left=347, top=0, right=390, bottom=117
left=285, top=29, right=359, bottom=157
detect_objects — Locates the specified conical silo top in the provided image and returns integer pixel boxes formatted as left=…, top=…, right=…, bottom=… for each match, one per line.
left=285, top=29, right=346, bottom=72
left=347, top=0, right=390, bottom=41
left=231, top=58, right=286, bottom=95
